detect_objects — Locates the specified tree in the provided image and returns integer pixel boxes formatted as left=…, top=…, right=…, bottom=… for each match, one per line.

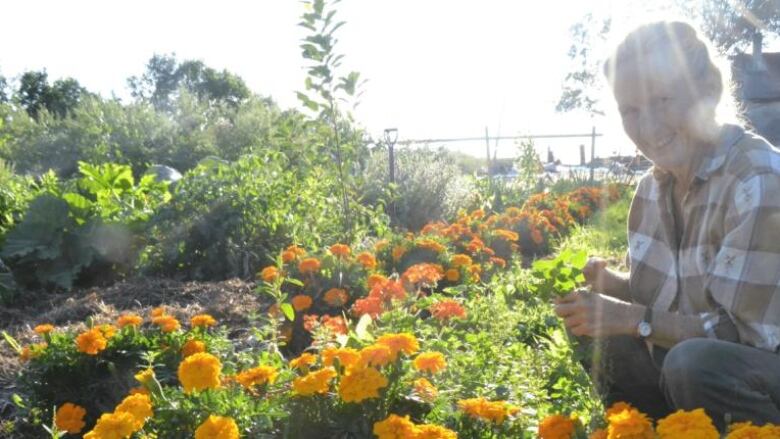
left=0, top=72, right=7, bottom=103
left=16, top=70, right=86, bottom=119
left=696, top=0, right=780, bottom=53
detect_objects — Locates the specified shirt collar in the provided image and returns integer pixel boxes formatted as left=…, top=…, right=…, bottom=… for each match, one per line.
left=651, top=124, right=744, bottom=184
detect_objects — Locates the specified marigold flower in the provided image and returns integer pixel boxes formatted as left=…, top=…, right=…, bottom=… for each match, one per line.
left=374, top=239, right=390, bottom=252
left=286, top=244, right=307, bottom=257
left=292, top=367, right=337, bottom=396
left=458, top=397, right=519, bottom=424
left=290, top=353, right=318, bottom=370
left=330, top=243, right=351, bottom=258
left=236, top=365, right=278, bottom=389
left=322, top=347, right=360, bottom=369
left=84, top=411, right=135, bottom=439
left=413, top=351, right=446, bottom=374
left=181, top=339, right=206, bottom=358
left=413, top=377, right=438, bottom=402
left=128, top=386, right=150, bottom=396
left=607, top=407, right=654, bottom=439
left=321, top=315, right=348, bottom=335
left=291, top=294, right=313, bottom=311
left=19, top=342, right=47, bottom=362
left=373, top=414, right=419, bottom=439
left=657, top=409, right=718, bottom=439
left=538, top=414, right=576, bottom=439
left=178, top=352, right=222, bottom=393
left=191, top=313, right=217, bottom=329
left=417, top=238, right=446, bottom=253
left=416, top=424, right=458, bottom=439
left=282, top=250, right=297, bottom=263
left=34, top=323, right=54, bottom=335
left=150, top=306, right=166, bottom=318
left=194, top=415, right=239, bottom=439
left=606, top=402, right=634, bottom=418
left=490, top=256, right=507, bottom=268
left=323, top=288, right=349, bottom=307
left=445, top=268, right=460, bottom=282
left=55, top=403, right=86, bottom=434
left=352, top=296, right=384, bottom=318
left=152, top=315, right=181, bottom=333
left=76, top=328, right=108, bottom=355
left=376, top=333, right=419, bottom=360
left=117, top=314, right=143, bottom=329
left=359, top=344, right=394, bottom=368
left=356, top=252, right=378, bottom=270
left=259, top=266, right=280, bottom=282
left=589, top=428, right=608, bottom=439
left=367, top=273, right=388, bottom=289
left=338, top=365, right=388, bottom=402
left=369, top=278, right=406, bottom=302
left=298, top=257, right=321, bottom=274
left=494, top=229, right=519, bottom=242
left=391, top=245, right=406, bottom=262
left=726, top=424, right=780, bottom=438
left=531, top=228, right=544, bottom=245
left=98, top=324, right=117, bottom=339
left=134, top=368, right=155, bottom=386
left=430, top=299, right=467, bottom=321
left=115, top=393, right=153, bottom=431
left=401, top=263, right=444, bottom=286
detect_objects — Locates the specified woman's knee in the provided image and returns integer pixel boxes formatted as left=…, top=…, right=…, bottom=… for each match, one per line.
left=661, top=338, right=720, bottom=388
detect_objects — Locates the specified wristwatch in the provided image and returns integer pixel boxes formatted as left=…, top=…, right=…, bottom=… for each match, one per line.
left=637, top=306, right=653, bottom=339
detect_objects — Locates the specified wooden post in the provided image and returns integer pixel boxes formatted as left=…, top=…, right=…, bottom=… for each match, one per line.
left=388, top=139, right=396, bottom=224
left=589, top=126, right=596, bottom=182
left=485, top=127, right=492, bottom=185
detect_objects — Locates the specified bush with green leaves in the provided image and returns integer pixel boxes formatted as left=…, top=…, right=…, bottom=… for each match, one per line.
left=0, top=162, right=170, bottom=290
left=358, top=147, right=478, bottom=231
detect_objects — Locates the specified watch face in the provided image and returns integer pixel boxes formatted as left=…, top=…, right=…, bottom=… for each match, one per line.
left=638, top=322, right=652, bottom=338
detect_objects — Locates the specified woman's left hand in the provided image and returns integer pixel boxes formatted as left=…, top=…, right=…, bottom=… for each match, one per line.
left=553, top=289, right=643, bottom=338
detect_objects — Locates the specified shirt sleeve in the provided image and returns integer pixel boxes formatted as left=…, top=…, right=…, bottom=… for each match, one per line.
left=705, top=172, right=780, bottom=351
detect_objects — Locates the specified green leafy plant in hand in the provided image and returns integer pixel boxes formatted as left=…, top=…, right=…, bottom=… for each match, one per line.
left=529, top=248, right=588, bottom=300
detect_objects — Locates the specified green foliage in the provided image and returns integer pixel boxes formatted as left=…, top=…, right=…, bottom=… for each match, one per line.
left=529, top=248, right=588, bottom=300
left=16, top=70, right=88, bottom=119
left=0, top=159, right=37, bottom=243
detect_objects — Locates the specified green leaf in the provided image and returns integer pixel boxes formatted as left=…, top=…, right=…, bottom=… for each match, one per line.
left=11, top=393, right=25, bottom=408
left=280, top=303, right=295, bottom=322
left=2, top=330, right=21, bottom=353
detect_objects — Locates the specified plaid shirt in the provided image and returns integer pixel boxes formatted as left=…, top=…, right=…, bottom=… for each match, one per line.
left=627, top=125, right=780, bottom=352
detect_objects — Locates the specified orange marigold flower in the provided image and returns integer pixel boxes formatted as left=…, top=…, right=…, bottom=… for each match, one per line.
left=291, top=294, right=313, bottom=312
left=321, top=315, right=348, bottom=335
left=150, top=306, right=166, bottom=318
left=494, top=228, right=519, bottom=241
left=605, top=402, right=634, bottom=418
left=298, top=257, right=321, bottom=274
left=181, top=339, right=206, bottom=358
left=369, top=278, right=406, bottom=302
left=417, top=238, right=446, bottom=253
left=55, top=403, right=87, bottom=434
left=373, top=414, right=418, bottom=439
left=490, top=256, right=507, bottom=268
left=589, top=429, right=608, bottom=439
left=607, top=407, right=654, bottom=439
left=538, top=414, right=576, bottom=439
left=292, top=367, right=337, bottom=396
left=286, top=244, right=307, bottom=257
left=338, top=365, right=389, bottom=403
left=376, top=333, right=419, bottom=360
left=115, top=393, right=153, bottom=431
left=117, top=314, right=143, bottom=328
left=178, top=352, right=222, bottom=393
left=290, top=353, right=318, bottom=370
left=282, top=250, right=297, bottom=263
left=236, top=365, right=278, bottom=389
left=84, top=411, right=135, bottom=439
left=359, top=344, right=394, bottom=368
left=352, top=296, right=384, bottom=318
left=413, top=377, right=438, bottom=402
left=430, top=299, right=467, bottom=321
left=324, top=288, right=349, bottom=307
left=322, top=347, right=360, bottom=369
left=471, top=209, right=485, bottom=219
left=401, top=263, right=444, bottom=286
left=367, top=273, right=388, bottom=289
left=191, top=314, right=217, bottom=329
left=450, top=254, right=472, bottom=268
left=152, top=315, right=181, bottom=333
left=374, top=239, right=390, bottom=252
left=303, top=314, right=319, bottom=332
left=445, top=268, right=460, bottom=282
left=413, top=352, right=446, bottom=374
left=330, top=243, right=351, bottom=258
left=194, top=415, right=239, bottom=439
left=98, top=324, right=117, bottom=339
left=391, top=245, right=407, bottom=262
left=128, top=386, right=150, bottom=396
left=34, top=323, right=54, bottom=335
left=356, top=252, right=378, bottom=270
left=259, top=266, right=280, bottom=282
left=134, top=368, right=155, bottom=386
left=656, top=409, right=718, bottom=439
left=458, top=397, right=519, bottom=425
left=75, top=328, right=108, bottom=355
left=416, top=424, right=458, bottom=439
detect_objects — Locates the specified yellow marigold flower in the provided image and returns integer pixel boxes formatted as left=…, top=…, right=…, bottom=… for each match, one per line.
left=135, top=368, right=155, bottom=386
left=322, top=347, right=360, bottom=369
left=34, top=323, right=54, bottom=335
left=117, top=314, right=143, bottom=329
left=85, top=411, right=135, bottom=439
left=323, top=288, right=349, bottom=307
left=413, top=377, right=438, bottom=402
left=444, top=268, right=460, bottom=282
left=291, top=294, right=313, bottom=312
left=359, top=344, right=394, bottom=368
left=589, top=429, right=608, bottom=439
left=128, top=386, right=150, bottom=396
left=356, top=252, right=377, bottom=270
left=539, top=414, right=576, bottom=439
left=55, top=403, right=87, bottom=434
left=150, top=306, right=166, bottom=318
left=413, top=352, right=446, bottom=374
left=338, top=365, right=388, bottom=403
left=494, top=228, right=519, bottom=241
left=416, top=424, right=458, bottom=439
left=181, top=339, right=206, bottom=358
left=191, top=314, right=217, bottom=329
left=373, top=414, right=418, bottom=439
left=259, top=265, right=280, bottom=282
left=152, top=315, right=181, bottom=333
left=391, top=245, right=406, bottom=262
left=458, top=397, right=519, bottom=425
left=657, top=409, right=718, bottom=439
left=178, top=352, right=222, bottom=393
left=115, top=393, right=153, bottom=431
left=292, top=367, right=337, bottom=396
left=75, top=328, right=108, bottom=355
left=607, top=408, right=654, bottom=439
left=99, top=324, right=117, bottom=339
left=236, top=365, right=278, bottom=389
left=724, top=424, right=780, bottom=439
left=450, top=253, right=473, bottom=268
left=290, top=353, right=318, bottom=370
left=417, top=238, right=446, bottom=253
left=376, top=333, right=419, bottom=360
left=605, top=402, right=634, bottom=418
left=194, top=415, right=239, bottom=439
left=330, top=243, right=351, bottom=258
left=298, top=257, right=321, bottom=274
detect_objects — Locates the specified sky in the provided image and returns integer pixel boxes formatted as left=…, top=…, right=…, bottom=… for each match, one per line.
left=0, top=1, right=692, bottom=164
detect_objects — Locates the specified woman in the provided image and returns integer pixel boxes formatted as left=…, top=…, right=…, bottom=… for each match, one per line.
left=554, top=21, right=780, bottom=429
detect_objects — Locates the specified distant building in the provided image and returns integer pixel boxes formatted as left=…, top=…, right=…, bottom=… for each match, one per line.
left=731, top=34, right=780, bottom=146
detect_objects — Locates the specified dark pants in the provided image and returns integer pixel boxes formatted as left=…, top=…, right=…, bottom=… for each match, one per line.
left=584, top=336, right=780, bottom=430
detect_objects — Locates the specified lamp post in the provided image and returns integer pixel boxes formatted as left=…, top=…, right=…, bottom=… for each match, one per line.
left=384, top=128, right=398, bottom=224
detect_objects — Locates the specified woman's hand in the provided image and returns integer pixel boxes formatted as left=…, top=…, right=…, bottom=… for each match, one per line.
left=554, top=289, right=644, bottom=338
left=582, top=257, right=608, bottom=292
